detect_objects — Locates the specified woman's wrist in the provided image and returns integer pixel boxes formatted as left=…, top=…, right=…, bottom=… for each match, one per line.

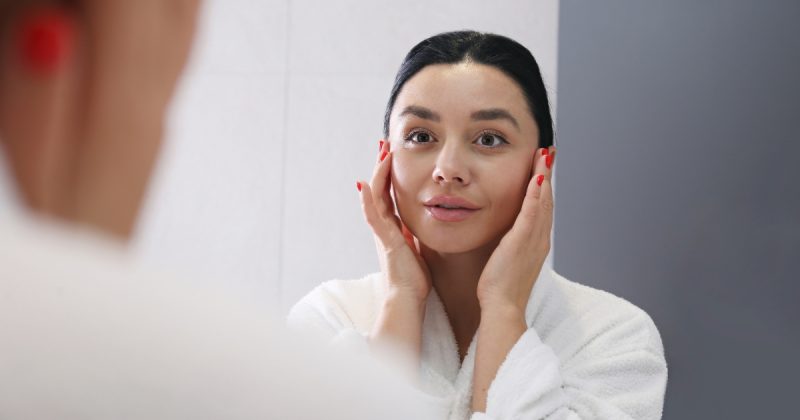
left=472, top=301, right=528, bottom=413
left=384, top=287, right=428, bottom=315
left=479, top=303, right=527, bottom=330
left=368, top=286, right=428, bottom=378
left=477, top=290, right=527, bottom=317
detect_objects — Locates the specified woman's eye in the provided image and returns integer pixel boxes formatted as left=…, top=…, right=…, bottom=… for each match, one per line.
left=407, top=131, right=433, bottom=143
left=475, top=133, right=507, bottom=147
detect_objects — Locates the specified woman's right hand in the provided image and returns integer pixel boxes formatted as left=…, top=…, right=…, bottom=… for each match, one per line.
left=357, top=140, right=430, bottom=371
left=357, top=140, right=431, bottom=305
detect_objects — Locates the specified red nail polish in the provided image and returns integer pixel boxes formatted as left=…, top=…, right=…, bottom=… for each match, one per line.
left=356, top=182, right=362, bottom=192
left=16, top=7, right=75, bottom=75
left=536, top=175, right=544, bottom=186
left=379, top=140, right=384, bottom=151
left=541, top=148, right=549, bottom=156
left=546, top=154, right=553, bottom=169
left=380, top=151, right=388, bottom=162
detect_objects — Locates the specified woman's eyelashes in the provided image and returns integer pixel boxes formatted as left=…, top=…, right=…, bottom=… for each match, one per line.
left=403, top=129, right=510, bottom=149
left=404, top=129, right=436, bottom=145
left=474, top=131, right=509, bottom=148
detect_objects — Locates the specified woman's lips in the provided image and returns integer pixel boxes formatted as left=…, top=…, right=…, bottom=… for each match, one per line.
left=423, top=195, right=481, bottom=222
left=425, top=205, right=479, bottom=222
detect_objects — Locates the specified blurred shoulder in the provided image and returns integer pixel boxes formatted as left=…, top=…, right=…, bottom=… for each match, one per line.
left=287, top=272, right=385, bottom=334
left=536, top=268, right=665, bottom=357
left=298, top=272, right=385, bottom=306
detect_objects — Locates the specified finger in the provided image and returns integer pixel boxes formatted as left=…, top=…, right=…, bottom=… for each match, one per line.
left=536, top=174, right=554, bottom=242
left=359, top=180, right=407, bottom=253
left=0, top=5, right=79, bottom=211
left=532, top=147, right=552, bottom=182
left=517, top=170, right=544, bottom=225
left=358, top=181, right=390, bottom=238
left=545, top=146, right=556, bottom=181
left=539, top=174, right=554, bottom=219
left=369, top=143, right=393, bottom=218
left=379, top=140, right=397, bottom=215
left=371, top=138, right=389, bottom=176
left=370, top=140, right=391, bottom=205
left=384, top=181, right=397, bottom=217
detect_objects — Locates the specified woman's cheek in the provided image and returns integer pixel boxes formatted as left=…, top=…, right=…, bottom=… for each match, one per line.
left=490, top=161, right=529, bottom=224
left=390, top=152, right=412, bottom=188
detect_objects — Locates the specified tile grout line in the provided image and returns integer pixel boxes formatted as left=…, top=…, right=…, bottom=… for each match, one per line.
left=275, top=0, right=292, bottom=310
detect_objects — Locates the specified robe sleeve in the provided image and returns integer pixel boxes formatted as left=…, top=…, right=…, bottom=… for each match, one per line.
left=287, top=286, right=455, bottom=419
left=469, top=311, right=667, bottom=420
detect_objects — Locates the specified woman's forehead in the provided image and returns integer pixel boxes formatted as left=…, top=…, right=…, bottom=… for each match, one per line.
left=394, top=63, right=530, bottom=120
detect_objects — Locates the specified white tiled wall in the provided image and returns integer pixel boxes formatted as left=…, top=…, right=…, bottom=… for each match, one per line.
left=133, top=0, right=560, bottom=314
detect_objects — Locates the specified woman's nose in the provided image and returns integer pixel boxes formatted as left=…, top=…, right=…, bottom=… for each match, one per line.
left=432, top=143, right=471, bottom=186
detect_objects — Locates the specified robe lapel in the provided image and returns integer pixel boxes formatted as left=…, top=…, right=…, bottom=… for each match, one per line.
left=417, top=266, right=555, bottom=419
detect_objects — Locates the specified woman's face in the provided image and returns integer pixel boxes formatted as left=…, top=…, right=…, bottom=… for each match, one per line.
left=389, top=62, right=540, bottom=254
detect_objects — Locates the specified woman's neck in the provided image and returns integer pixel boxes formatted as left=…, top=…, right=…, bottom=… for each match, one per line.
left=420, top=237, right=501, bottom=361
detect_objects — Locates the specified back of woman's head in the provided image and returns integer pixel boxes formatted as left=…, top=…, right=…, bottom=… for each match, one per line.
left=384, top=31, right=553, bottom=148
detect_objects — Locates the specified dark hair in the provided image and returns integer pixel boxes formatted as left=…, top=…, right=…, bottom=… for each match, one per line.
left=384, top=31, right=554, bottom=148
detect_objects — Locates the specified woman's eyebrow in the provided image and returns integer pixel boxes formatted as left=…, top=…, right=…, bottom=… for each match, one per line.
left=471, top=108, right=520, bottom=131
left=399, top=105, right=441, bottom=122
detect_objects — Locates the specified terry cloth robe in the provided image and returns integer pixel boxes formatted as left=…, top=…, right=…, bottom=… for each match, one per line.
left=288, top=267, right=668, bottom=420
left=0, top=218, right=442, bottom=420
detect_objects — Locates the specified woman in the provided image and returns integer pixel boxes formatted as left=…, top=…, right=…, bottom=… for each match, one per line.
left=289, top=31, right=667, bottom=419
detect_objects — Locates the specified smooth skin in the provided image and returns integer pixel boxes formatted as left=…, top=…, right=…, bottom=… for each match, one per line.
left=357, top=62, right=555, bottom=412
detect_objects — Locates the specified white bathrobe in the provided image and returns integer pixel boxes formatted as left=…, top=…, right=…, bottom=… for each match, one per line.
left=0, top=217, right=444, bottom=419
left=0, top=167, right=436, bottom=419
left=288, top=267, right=668, bottom=420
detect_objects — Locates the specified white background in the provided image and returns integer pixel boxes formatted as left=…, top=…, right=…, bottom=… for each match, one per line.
left=132, top=0, right=560, bottom=314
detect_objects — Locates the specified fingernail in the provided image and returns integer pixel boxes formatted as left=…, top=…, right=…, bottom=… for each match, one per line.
left=541, top=148, right=549, bottom=156
left=16, top=7, right=75, bottom=75
left=380, top=151, right=388, bottom=162
left=379, top=140, right=384, bottom=151
left=545, top=154, right=553, bottom=169
left=536, top=175, right=544, bottom=186
left=356, top=182, right=362, bottom=192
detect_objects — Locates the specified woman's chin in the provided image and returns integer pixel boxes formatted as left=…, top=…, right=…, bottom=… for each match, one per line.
left=417, top=231, right=491, bottom=255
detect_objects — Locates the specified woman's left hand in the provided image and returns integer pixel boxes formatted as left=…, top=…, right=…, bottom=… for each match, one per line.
left=476, top=146, right=555, bottom=315
left=472, top=146, right=555, bottom=413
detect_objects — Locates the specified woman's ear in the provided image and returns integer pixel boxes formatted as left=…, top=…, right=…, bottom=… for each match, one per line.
left=0, top=6, right=80, bottom=213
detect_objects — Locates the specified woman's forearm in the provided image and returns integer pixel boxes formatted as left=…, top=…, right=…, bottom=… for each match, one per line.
left=472, top=304, right=527, bottom=413
left=369, top=291, right=427, bottom=377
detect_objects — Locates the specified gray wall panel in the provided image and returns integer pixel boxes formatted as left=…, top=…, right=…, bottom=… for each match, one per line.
left=555, top=1, right=800, bottom=417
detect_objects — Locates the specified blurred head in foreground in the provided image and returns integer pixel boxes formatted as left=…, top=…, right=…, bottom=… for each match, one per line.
left=0, top=0, right=200, bottom=239
left=0, top=2, right=437, bottom=419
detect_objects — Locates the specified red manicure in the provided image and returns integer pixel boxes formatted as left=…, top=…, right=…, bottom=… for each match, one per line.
left=356, top=182, right=362, bottom=192
left=380, top=151, right=388, bottom=162
left=536, top=175, right=545, bottom=186
left=16, top=7, right=75, bottom=75
left=379, top=140, right=384, bottom=151
left=545, top=154, right=554, bottom=169
left=541, top=148, right=549, bottom=156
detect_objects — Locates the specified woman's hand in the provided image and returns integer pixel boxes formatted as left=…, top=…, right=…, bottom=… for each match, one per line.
left=357, top=140, right=431, bottom=372
left=476, top=146, right=555, bottom=314
left=472, top=146, right=555, bottom=412
left=357, top=140, right=431, bottom=304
